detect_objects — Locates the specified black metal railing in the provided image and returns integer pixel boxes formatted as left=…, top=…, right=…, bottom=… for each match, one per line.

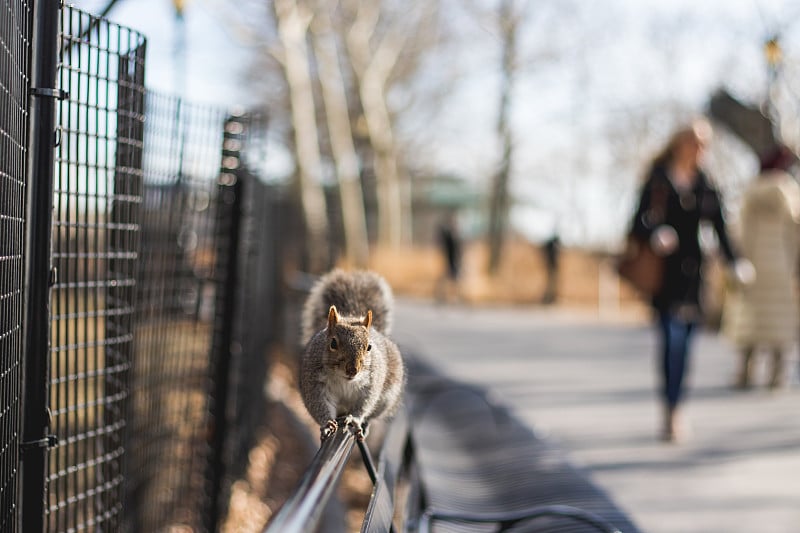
left=417, top=506, right=623, bottom=533
left=264, top=426, right=359, bottom=532
left=262, top=379, right=633, bottom=533
left=262, top=408, right=416, bottom=533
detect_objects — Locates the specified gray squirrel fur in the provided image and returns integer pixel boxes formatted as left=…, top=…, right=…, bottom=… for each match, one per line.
left=299, top=269, right=405, bottom=440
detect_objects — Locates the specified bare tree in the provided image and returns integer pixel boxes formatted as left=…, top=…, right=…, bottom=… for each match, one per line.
left=344, top=0, right=419, bottom=248
left=309, top=2, right=369, bottom=267
left=273, top=0, right=330, bottom=272
left=486, top=0, right=519, bottom=274
left=219, top=0, right=441, bottom=255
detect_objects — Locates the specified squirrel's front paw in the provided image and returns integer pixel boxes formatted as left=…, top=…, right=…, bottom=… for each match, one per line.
left=342, top=416, right=367, bottom=441
left=320, top=419, right=338, bottom=441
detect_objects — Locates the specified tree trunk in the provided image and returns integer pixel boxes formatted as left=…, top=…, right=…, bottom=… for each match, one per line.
left=487, top=0, right=518, bottom=275
left=310, top=5, right=370, bottom=267
left=346, top=0, right=407, bottom=249
left=274, top=0, right=329, bottom=273
left=361, top=69, right=403, bottom=247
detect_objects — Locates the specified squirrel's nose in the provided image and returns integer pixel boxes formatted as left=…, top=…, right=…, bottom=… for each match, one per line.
left=345, top=363, right=359, bottom=378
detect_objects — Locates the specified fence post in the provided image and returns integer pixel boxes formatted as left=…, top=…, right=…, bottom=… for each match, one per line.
left=204, top=113, right=248, bottom=532
left=20, top=0, right=62, bottom=531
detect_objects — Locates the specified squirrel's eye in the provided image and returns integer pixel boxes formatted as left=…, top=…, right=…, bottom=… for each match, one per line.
left=367, top=344, right=372, bottom=352
left=329, top=338, right=338, bottom=350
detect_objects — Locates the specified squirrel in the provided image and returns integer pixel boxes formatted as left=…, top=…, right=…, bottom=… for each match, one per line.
left=299, top=269, right=406, bottom=442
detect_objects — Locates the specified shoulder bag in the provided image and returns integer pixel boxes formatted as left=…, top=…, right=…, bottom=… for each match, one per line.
left=616, top=180, right=669, bottom=297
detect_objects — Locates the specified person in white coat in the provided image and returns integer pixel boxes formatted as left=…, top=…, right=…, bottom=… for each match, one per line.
left=724, top=146, right=800, bottom=389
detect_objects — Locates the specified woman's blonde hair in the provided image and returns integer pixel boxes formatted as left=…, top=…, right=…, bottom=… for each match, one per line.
left=650, top=117, right=713, bottom=171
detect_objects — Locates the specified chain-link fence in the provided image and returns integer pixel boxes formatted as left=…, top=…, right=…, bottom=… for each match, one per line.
left=0, top=3, right=285, bottom=532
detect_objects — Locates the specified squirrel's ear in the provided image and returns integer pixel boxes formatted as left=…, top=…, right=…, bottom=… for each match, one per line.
left=363, top=310, right=372, bottom=329
left=328, top=306, right=339, bottom=331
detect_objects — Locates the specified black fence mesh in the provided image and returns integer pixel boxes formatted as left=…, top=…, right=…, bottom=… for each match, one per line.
left=127, top=92, right=229, bottom=532
left=0, top=2, right=32, bottom=531
left=207, top=114, right=284, bottom=527
left=48, top=6, right=146, bottom=531
left=0, top=3, right=283, bottom=531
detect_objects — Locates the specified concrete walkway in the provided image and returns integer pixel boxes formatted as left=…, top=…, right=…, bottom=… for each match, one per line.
left=393, top=298, right=800, bottom=533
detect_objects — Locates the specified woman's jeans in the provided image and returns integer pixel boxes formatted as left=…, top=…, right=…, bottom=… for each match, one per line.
left=657, top=310, right=696, bottom=409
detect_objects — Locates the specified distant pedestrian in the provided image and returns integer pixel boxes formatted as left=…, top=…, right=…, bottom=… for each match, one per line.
left=628, top=119, right=753, bottom=442
left=540, top=234, right=560, bottom=304
left=723, top=145, right=800, bottom=389
left=435, top=212, right=462, bottom=303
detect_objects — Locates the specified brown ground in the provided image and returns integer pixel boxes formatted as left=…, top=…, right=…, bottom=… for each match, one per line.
left=368, top=238, right=651, bottom=311
left=220, top=356, right=314, bottom=533
left=221, top=239, right=677, bottom=532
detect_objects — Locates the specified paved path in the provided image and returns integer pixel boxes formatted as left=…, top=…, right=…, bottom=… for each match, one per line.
left=393, top=298, right=800, bottom=533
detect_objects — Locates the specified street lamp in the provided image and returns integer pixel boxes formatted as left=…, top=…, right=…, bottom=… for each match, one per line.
left=172, top=0, right=187, bottom=96
left=764, top=35, right=782, bottom=122
left=765, top=36, right=783, bottom=67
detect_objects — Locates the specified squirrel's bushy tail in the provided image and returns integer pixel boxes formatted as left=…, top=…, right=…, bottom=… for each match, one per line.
left=300, top=269, right=395, bottom=343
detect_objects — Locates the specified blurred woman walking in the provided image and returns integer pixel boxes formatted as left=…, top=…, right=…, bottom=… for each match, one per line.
left=724, top=146, right=800, bottom=389
left=629, top=119, right=751, bottom=442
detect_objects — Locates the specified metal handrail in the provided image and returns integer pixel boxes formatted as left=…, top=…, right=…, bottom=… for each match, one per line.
left=418, top=505, right=624, bottom=533
left=262, top=425, right=357, bottom=533
left=261, top=383, right=628, bottom=533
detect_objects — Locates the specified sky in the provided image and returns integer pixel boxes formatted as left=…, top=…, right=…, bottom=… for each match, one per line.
left=70, top=0, right=254, bottom=105
left=70, top=0, right=800, bottom=249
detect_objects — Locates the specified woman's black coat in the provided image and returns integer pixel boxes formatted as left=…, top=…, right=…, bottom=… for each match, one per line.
left=630, top=164, right=737, bottom=317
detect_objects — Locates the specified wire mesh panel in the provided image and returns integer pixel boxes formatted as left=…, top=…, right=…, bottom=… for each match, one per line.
left=127, top=92, right=228, bottom=532
left=48, top=6, right=146, bottom=531
left=220, top=114, right=282, bottom=485
left=30, top=5, right=282, bottom=531
left=0, top=2, right=32, bottom=531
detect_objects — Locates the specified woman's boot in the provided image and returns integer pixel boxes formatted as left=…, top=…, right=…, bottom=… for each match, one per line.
left=769, top=348, right=784, bottom=389
left=663, top=405, right=683, bottom=443
left=735, top=347, right=754, bottom=389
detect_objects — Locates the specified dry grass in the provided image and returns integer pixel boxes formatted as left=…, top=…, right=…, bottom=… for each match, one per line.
left=368, top=238, right=650, bottom=313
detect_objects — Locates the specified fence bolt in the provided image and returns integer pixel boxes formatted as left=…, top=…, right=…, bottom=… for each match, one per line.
left=20, top=435, right=58, bottom=454
left=29, top=87, right=68, bottom=100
